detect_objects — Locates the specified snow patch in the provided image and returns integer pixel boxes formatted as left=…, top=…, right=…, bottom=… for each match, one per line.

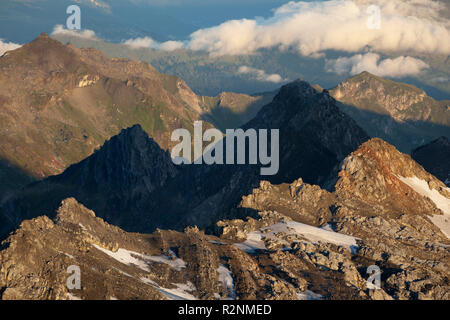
left=92, top=245, right=186, bottom=272
left=398, top=176, right=450, bottom=214
left=297, top=290, right=323, bottom=300
left=58, top=250, right=75, bottom=259
left=209, top=240, right=225, bottom=245
left=320, top=224, right=334, bottom=232
left=217, top=264, right=236, bottom=300
left=429, top=215, right=450, bottom=238
left=140, top=277, right=197, bottom=300
left=112, top=266, right=132, bottom=278
left=398, top=176, right=450, bottom=238
left=146, top=250, right=186, bottom=271
left=93, top=244, right=152, bottom=272
left=66, top=293, right=82, bottom=300
left=235, top=221, right=359, bottom=253
left=235, top=231, right=267, bottom=252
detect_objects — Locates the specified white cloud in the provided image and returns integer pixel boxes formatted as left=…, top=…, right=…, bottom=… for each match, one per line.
left=238, top=66, right=285, bottom=83
left=74, top=0, right=111, bottom=12
left=325, top=52, right=430, bottom=78
left=123, top=37, right=155, bottom=48
left=51, top=25, right=98, bottom=40
left=47, top=0, right=447, bottom=81
left=0, top=40, right=21, bottom=56
left=430, top=76, right=449, bottom=83
left=123, top=36, right=184, bottom=51
left=185, top=0, right=450, bottom=57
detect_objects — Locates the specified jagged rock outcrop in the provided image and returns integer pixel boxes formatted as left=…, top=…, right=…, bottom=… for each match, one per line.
left=411, top=136, right=450, bottom=186
left=55, top=124, right=178, bottom=194
left=0, top=198, right=340, bottom=300
left=224, top=138, right=450, bottom=300
left=245, top=80, right=369, bottom=181
left=334, top=138, right=448, bottom=218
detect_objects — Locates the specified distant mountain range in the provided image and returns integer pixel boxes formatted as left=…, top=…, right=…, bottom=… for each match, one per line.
left=0, top=34, right=269, bottom=194
left=49, top=33, right=450, bottom=100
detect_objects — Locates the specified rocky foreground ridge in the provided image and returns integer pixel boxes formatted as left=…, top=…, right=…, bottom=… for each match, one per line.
left=1, top=139, right=448, bottom=300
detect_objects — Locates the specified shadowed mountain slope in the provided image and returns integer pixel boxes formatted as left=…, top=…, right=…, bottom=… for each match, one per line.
left=412, top=136, right=450, bottom=186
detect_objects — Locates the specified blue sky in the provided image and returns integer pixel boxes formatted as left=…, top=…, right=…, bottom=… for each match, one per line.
left=0, top=0, right=296, bottom=42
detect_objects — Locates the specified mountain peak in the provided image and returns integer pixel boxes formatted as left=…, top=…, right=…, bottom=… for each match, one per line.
left=336, top=137, right=449, bottom=217
left=53, top=123, right=179, bottom=202
left=38, top=32, right=49, bottom=39
left=339, top=70, right=424, bottom=94
left=117, top=123, right=148, bottom=139
left=29, top=32, right=64, bottom=47
left=1, top=32, right=81, bottom=71
left=357, top=70, right=375, bottom=78
left=273, top=78, right=319, bottom=102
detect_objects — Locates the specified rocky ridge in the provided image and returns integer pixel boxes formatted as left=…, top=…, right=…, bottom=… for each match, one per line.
left=1, top=138, right=448, bottom=300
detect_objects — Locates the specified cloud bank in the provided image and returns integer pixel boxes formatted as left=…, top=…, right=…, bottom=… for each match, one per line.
left=51, top=25, right=98, bottom=40
left=0, top=40, right=21, bottom=56
left=123, top=37, right=184, bottom=51
left=238, top=66, right=285, bottom=83
left=74, top=0, right=110, bottom=12
left=184, top=0, right=450, bottom=57
left=88, top=1, right=450, bottom=80
left=325, top=53, right=430, bottom=78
